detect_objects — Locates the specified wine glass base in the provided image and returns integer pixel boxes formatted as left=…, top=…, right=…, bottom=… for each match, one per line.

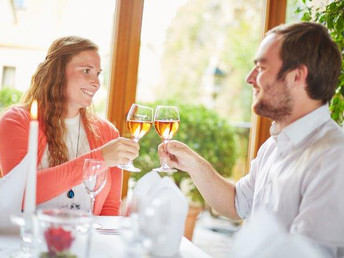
left=6, top=250, right=33, bottom=258
left=118, top=164, right=141, bottom=173
left=152, top=167, right=177, bottom=173
left=92, top=222, right=103, bottom=229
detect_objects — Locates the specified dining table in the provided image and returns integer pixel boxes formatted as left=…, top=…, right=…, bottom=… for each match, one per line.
left=0, top=215, right=212, bottom=258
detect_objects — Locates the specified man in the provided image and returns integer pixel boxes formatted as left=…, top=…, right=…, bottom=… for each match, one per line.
left=158, top=22, right=344, bottom=256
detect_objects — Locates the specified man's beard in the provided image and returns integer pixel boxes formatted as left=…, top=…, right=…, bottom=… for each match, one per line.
left=253, top=81, right=293, bottom=122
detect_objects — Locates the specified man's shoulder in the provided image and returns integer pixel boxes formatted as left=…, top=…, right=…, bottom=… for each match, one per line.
left=318, top=119, right=344, bottom=147
left=256, top=137, right=276, bottom=154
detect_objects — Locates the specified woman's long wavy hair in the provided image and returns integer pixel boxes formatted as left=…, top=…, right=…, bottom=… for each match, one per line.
left=22, top=36, right=99, bottom=167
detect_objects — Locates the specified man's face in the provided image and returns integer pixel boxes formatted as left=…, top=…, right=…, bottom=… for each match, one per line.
left=246, top=34, right=293, bottom=122
left=65, top=50, right=102, bottom=118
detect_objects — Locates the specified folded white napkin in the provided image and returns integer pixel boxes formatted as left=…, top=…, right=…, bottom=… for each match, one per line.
left=132, top=171, right=188, bottom=257
left=0, top=154, right=29, bottom=227
left=132, top=170, right=161, bottom=205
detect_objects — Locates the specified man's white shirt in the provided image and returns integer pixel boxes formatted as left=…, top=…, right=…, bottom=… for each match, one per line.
left=235, top=105, right=344, bottom=257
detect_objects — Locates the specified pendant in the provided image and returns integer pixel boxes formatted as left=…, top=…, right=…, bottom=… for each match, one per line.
left=67, top=189, right=75, bottom=199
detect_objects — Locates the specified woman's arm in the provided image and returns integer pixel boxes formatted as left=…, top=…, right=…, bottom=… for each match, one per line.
left=94, top=118, right=123, bottom=216
left=99, top=167, right=122, bottom=215
left=0, top=107, right=31, bottom=175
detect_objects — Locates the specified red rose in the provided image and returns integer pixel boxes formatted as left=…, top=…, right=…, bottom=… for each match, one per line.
left=44, top=227, right=74, bottom=253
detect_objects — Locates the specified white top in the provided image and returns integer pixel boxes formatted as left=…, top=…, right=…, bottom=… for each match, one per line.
left=37, top=114, right=93, bottom=212
left=235, top=105, right=344, bottom=257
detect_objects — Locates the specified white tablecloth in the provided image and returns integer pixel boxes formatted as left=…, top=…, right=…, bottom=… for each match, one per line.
left=0, top=216, right=211, bottom=258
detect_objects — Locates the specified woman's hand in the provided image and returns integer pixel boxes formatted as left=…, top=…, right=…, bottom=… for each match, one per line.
left=101, top=137, right=139, bottom=167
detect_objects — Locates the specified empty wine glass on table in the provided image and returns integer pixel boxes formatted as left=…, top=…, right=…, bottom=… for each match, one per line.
left=153, top=105, right=180, bottom=173
left=118, top=104, right=153, bottom=172
left=82, top=159, right=108, bottom=215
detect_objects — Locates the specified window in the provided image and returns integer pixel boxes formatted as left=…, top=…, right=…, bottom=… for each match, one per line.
left=136, top=0, right=264, bottom=180
left=0, top=0, right=118, bottom=117
left=286, top=0, right=331, bottom=23
left=1, top=66, right=16, bottom=89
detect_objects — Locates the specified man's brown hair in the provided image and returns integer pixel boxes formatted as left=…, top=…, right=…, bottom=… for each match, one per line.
left=268, top=22, right=342, bottom=103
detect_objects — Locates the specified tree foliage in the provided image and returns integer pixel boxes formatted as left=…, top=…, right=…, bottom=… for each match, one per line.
left=154, top=0, right=262, bottom=122
left=297, top=0, right=344, bottom=125
left=131, top=100, right=237, bottom=205
left=0, top=88, right=23, bottom=112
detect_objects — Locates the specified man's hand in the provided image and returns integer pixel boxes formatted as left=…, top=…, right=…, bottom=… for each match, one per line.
left=158, top=140, right=202, bottom=172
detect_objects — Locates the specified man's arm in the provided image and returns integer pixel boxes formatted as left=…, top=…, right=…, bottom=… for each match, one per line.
left=158, top=140, right=241, bottom=220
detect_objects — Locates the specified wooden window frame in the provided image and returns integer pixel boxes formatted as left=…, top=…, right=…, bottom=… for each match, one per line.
left=106, top=0, right=144, bottom=198
left=107, top=0, right=287, bottom=198
left=247, top=0, right=287, bottom=164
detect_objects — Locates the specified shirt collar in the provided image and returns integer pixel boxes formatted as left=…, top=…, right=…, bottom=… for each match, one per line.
left=270, top=105, right=331, bottom=155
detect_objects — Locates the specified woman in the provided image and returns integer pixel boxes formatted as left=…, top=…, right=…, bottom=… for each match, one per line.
left=0, top=36, right=139, bottom=215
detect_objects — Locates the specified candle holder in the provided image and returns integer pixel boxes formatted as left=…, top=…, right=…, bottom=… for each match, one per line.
left=9, top=213, right=39, bottom=258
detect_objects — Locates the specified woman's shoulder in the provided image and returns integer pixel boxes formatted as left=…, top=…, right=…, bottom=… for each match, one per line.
left=0, top=106, right=30, bottom=135
left=92, top=115, right=119, bottom=136
left=0, top=105, right=29, bottom=123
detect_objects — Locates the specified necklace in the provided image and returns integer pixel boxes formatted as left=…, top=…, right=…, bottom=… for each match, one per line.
left=67, top=116, right=81, bottom=199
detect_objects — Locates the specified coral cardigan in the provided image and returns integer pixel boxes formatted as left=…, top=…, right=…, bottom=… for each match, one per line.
left=0, top=106, right=122, bottom=216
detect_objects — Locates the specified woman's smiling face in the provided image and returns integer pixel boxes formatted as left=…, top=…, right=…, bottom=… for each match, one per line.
left=64, top=49, right=102, bottom=118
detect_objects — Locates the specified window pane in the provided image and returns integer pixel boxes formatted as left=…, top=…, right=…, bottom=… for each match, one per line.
left=1, top=66, right=16, bottom=89
left=286, top=0, right=331, bottom=23
left=0, top=0, right=117, bottom=117
left=136, top=0, right=264, bottom=180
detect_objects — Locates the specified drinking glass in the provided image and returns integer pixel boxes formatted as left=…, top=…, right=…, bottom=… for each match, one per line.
left=82, top=159, right=108, bottom=215
left=37, top=209, right=93, bottom=258
left=118, top=104, right=153, bottom=172
left=153, top=105, right=180, bottom=173
left=7, top=214, right=38, bottom=258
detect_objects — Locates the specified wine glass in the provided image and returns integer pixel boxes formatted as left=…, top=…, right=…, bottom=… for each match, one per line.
left=118, top=104, right=153, bottom=172
left=153, top=105, right=180, bottom=173
left=82, top=159, right=108, bottom=215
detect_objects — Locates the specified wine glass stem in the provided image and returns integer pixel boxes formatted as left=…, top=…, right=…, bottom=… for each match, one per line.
left=161, top=139, right=170, bottom=168
left=126, top=138, right=139, bottom=165
left=127, top=160, right=134, bottom=167
left=90, top=196, right=95, bottom=215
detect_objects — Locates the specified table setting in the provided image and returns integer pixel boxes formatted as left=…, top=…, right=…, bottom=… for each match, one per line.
left=0, top=171, right=211, bottom=258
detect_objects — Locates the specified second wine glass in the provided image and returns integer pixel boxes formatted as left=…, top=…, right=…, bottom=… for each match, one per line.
left=82, top=159, right=108, bottom=215
left=153, top=105, right=180, bottom=173
left=118, top=104, right=153, bottom=172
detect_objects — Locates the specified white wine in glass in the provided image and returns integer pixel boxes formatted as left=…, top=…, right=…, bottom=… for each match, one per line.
left=153, top=105, right=180, bottom=173
left=118, top=104, right=153, bottom=172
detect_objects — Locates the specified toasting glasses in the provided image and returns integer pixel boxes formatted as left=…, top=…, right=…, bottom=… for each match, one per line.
left=82, top=159, right=108, bottom=215
left=153, top=105, right=180, bottom=173
left=118, top=104, right=153, bottom=172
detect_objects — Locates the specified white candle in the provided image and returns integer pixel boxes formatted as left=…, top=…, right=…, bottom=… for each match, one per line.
left=24, top=100, right=39, bottom=215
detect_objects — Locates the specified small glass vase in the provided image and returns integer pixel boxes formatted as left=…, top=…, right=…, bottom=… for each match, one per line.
left=37, top=209, right=93, bottom=258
